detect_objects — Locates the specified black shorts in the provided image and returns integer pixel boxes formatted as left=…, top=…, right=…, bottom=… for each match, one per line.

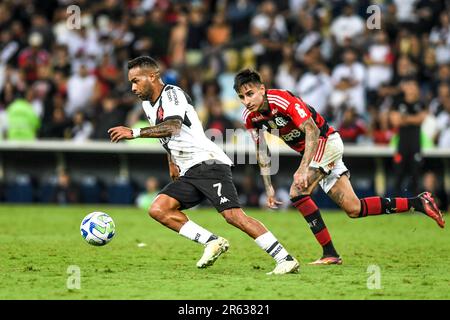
left=159, top=162, right=241, bottom=212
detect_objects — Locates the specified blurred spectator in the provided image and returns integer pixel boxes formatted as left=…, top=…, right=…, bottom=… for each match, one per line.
left=66, top=64, right=97, bottom=117
left=296, top=61, right=332, bottom=115
left=429, top=82, right=450, bottom=116
left=250, top=0, right=288, bottom=70
left=329, top=3, right=365, bottom=47
left=226, top=0, right=256, bottom=37
left=436, top=96, right=450, bottom=148
left=389, top=78, right=428, bottom=195
left=185, top=5, right=207, bottom=67
left=207, top=11, right=231, bottom=49
left=6, top=87, right=40, bottom=140
left=392, top=0, right=419, bottom=30
left=330, top=48, right=366, bottom=116
left=204, top=97, right=235, bottom=134
left=70, top=111, right=94, bottom=142
left=92, top=93, right=126, bottom=140
left=369, top=110, right=394, bottom=145
left=429, top=11, right=450, bottom=66
left=275, top=44, right=298, bottom=93
left=422, top=171, right=449, bottom=211
left=39, top=97, right=71, bottom=139
left=17, top=32, right=50, bottom=83
left=338, top=106, right=368, bottom=143
left=168, top=11, right=188, bottom=68
left=136, top=176, right=160, bottom=210
left=52, top=171, right=79, bottom=204
left=364, top=31, right=394, bottom=105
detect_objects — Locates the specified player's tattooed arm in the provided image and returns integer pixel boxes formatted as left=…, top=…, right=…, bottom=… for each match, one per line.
left=167, top=153, right=180, bottom=181
left=108, top=119, right=182, bottom=142
left=294, top=117, right=320, bottom=189
left=255, top=130, right=282, bottom=208
left=140, top=119, right=182, bottom=138
left=298, top=117, right=320, bottom=171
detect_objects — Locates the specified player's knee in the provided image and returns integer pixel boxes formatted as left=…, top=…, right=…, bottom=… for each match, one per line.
left=222, top=208, right=244, bottom=227
left=148, top=202, right=167, bottom=222
left=289, top=186, right=309, bottom=199
left=345, top=201, right=361, bottom=218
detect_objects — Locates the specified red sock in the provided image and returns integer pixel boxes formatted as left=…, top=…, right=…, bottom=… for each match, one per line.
left=291, top=195, right=338, bottom=257
left=359, top=197, right=411, bottom=217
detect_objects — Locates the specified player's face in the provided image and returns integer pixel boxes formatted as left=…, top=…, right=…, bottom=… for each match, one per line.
left=237, top=83, right=266, bottom=113
left=128, top=67, right=155, bottom=101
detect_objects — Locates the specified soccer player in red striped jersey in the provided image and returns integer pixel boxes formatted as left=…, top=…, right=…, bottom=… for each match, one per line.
left=234, top=69, right=445, bottom=265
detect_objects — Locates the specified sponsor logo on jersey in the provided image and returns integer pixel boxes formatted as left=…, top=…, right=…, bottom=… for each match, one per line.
left=220, top=197, right=229, bottom=204
left=167, top=88, right=179, bottom=105
left=251, top=115, right=267, bottom=122
left=281, top=129, right=302, bottom=141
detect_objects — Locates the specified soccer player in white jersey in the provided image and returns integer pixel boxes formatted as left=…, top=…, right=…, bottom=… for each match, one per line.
left=108, top=56, right=299, bottom=275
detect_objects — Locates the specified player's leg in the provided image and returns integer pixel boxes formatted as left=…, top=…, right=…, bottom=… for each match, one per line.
left=197, top=162, right=299, bottom=274
left=327, top=171, right=445, bottom=228
left=220, top=207, right=299, bottom=275
left=289, top=167, right=342, bottom=264
left=150, top=179, right=230, bottom=267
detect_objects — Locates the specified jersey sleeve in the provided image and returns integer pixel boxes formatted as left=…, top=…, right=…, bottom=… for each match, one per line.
left=242, top=109, right=260, bottom=144
left=160, top=87, right=188, bottom=121
left=284, top=94, right=312, bottom=127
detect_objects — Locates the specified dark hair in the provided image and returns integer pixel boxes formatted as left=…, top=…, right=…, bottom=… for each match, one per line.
left=233, top=69, right=263, bottom=92
left=128, top=56, right=159, bottom=70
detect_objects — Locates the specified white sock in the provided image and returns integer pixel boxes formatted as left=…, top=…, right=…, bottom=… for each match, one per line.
left=255, top=231, right=290, bottom=264
left=179, top=220, right=217, bottom=245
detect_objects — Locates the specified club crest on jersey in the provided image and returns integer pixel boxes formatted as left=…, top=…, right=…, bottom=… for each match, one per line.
left=157, top=105, right=164, bottom=122
left=274, top=117, right=288, bottom=127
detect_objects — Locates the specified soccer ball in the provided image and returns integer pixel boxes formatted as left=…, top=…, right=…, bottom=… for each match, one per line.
left=80, top=212, right=115, bottom=246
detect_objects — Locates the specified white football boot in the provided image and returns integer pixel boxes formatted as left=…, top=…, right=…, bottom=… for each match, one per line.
left=266, top=256, right=300, bottom=275
left=196, top=237, right=229, bottom=268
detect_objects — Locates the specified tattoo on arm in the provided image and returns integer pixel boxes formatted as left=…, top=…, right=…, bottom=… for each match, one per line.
left=255, top=130, right=273, bottom=192
left=298, top=118, right=320, bottom=171
left=328, top=188, right=345, bottom=207
left=140, top=119, right=182, bottom=138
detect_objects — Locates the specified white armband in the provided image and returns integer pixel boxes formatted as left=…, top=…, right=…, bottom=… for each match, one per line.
left=132, top=128, right=141, bottom=138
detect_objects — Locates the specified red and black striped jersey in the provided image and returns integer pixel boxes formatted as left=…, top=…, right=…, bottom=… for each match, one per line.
left=242, top=89, right=335, bottom=153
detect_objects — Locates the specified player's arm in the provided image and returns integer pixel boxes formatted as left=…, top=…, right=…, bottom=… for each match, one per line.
left=108, top=118, right=182, bottom=143
left=389, top=110, right=428, bottom=127
left=167, top=153, right=180, bottom=181
left=403, top=110, right=428, bottom=125
left=253, top=129, right=282, bottom=209
left=295, top=117, right=320, bottom=189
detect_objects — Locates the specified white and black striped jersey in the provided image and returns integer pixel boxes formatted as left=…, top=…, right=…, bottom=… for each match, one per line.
left=141, top=84, right=233, bottom=176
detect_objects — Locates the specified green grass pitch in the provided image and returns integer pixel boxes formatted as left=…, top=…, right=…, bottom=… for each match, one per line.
left=0, top=205, right=448, bottom=300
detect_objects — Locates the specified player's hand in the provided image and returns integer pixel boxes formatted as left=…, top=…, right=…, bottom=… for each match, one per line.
left=266, top=186, right=282, bottom=209
left=108, top=126, right=133, bottom=143
left=169, top=162, right=180, bottom=181
left=294, top=169, right=308, bottom=190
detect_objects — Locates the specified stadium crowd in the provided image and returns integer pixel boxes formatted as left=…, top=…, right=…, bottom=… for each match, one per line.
left=0, top=0, right=449, bottom=208
left=0, top=0, right=449, bottom=147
